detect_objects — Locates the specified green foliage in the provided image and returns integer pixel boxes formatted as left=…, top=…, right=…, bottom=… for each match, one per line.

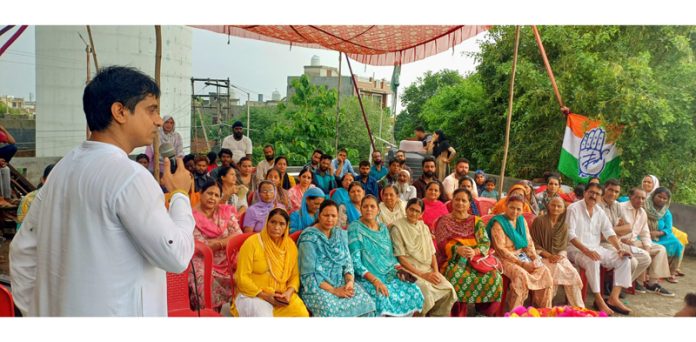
left=398, top=25, right=696, bottom=204
left=246, top=74, right=393, bottom=165
left=394, top=70, right=465, bottom=141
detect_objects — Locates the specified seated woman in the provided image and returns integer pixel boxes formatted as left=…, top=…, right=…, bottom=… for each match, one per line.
left=646, top=187, right=686, bottom=281
left=458, top=177, right=480, bottom=215
left=391, top=198, right=457, bottom=316
left=243, top=180, right=286, bottom=233
left=231, top=208, right=309, bottom=317
left=348, top=195, right=425, bottom=316
left=338, top=181, right=364, bottom=227
left=289, top=187, right=325, bottom=234
left=519, top=180, right=541, bottom=215
left=331, top=172, right=355, bottom=204
left=378, top=184, right=406, bottom=227
left=274, top=156, right=296, bottom=191
left=288, top=167, right=316, bottom=213
left=491, top=183, right=533, bottom=215
left=435, top=189, right=503, bottom=316
left=190, top=180, right=243, bottom=311
left=298, top=200, right=376, bottom=317
left=535, top=173, right=572, bottom=214
left=529, top=196, right=585, bottom=307
left=422, top=181, right=449, bottom=232
left=488, top=195, right=553, bottom=311
left=264, top=168, right=290, bottom=209
left=395, top=169, right=417, bottom=201
left=217, top=165, right=247, bottom=218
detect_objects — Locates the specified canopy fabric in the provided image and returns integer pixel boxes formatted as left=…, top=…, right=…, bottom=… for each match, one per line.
left=193, top=25, right=489, bottom=66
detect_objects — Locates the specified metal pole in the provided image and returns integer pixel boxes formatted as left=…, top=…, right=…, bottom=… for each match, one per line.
left=499, top=26, right=521, bottom=195
left=335, top=52, right=342, bottom=153
left=154, top=25, right=162, bottom=182
left=344, top=56, right=377, bottom=153
left=246, top=92, right=250, bottom=137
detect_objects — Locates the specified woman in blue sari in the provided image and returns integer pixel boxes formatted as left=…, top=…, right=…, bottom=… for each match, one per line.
left=289, top=187, right=325, bottom=234
left=646, top=187, right=685, bottom=281
left=297, top=200, right=376, bottom=317
left=337, top=181, right=363, bottom=227
left=348, top=195, right=425, bottom=316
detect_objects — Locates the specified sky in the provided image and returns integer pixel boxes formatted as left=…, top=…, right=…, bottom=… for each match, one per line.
left=0, top=25, right=488, bottom=114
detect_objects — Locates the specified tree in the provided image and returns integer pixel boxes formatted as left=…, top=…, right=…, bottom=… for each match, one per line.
left=394, top=69, right=465, bottom=141
left=398, top=26, right=696, bottom=203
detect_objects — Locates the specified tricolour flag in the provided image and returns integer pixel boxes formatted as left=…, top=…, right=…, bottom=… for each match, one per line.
left=558, top=113, right=621, bottom=184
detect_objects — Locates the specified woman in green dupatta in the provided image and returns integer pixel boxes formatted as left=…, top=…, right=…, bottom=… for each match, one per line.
left=348, top=195, right=425, bottom=316
left=487, top=195, right=553, bottom=312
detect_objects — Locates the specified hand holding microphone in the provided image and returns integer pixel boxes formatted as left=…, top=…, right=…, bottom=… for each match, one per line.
left=160, top=142, right=192, bottom=193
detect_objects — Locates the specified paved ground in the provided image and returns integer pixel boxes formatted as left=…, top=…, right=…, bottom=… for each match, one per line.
left=1, top=239, right=693, bottom=317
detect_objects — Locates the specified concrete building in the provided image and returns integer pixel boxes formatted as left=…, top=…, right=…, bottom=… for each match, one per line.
left=35, top=26, right=193, bottom=157
left=286, top=56, right=392, bottom=109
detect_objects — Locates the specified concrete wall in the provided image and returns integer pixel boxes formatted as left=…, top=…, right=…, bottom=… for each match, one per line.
left=0, top=116, right=35, bottom=155
left=668, top=204, right=696, bottom=256
left=11, top=156, right=62, bottom=186
left=35, top=26, right=193, bottom=157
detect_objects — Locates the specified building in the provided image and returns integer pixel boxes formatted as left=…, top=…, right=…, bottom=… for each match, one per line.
left=35, top=26, right=193, bottom=157
left=286, top=56, right=392, bottom=109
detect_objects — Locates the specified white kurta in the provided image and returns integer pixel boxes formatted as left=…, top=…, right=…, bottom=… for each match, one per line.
left=9, top=141, right=195, bottom=316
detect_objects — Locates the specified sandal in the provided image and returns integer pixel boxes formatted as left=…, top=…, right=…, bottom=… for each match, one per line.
left=675, top=270, right=686, bottom=277
left=666, top=276, right=679, bottom=284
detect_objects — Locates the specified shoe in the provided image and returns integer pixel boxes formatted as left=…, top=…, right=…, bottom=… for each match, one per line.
left=606, top=302, right=631, bottom=316
left=645, top=283, right=675, bottom=297
left=633, top=283, right=647, bottom=294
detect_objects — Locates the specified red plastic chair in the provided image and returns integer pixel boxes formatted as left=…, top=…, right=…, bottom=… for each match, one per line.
left=238, top=212, right=246, bottom=230
left=496, top=274, right=511, bottom=316
left=226, top=232, right=255, bottom=299
left=475, top=197, right=496, bottom=215
left=480, top=214, right=495, bottom=226
left=247, top=191, right=255, bottom=206
left=445, top=200, right=453, bottom=213
left=290, top=230, right=302, bottom=242
left=522, top=212, right=536, bottom=229
left=166, top=241, right=221, bottom=317
left=0, top=285, right=15, bottom=317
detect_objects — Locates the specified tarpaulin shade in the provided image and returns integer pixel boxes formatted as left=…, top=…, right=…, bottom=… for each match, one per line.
left=192, top=25, right=489, bottom=66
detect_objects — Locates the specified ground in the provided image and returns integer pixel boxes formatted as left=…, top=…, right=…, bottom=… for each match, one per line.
left=1, top=239, right=694, bottom=317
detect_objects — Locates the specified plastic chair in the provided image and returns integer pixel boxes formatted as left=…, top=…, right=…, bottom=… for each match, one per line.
left=238, top=212, right=246, bottom=230
left=480, top=214, right=495, bottom=226
left=445, top=200, right=452, bottom=213
left=475, top=197, right=496, bottom=215
left=0, top=285, right=15, bottom=317
left=166, top=241, right=221, bottom=317
left=247, top=191, right=255, bottom=206
left=497, top=274, right=511, bottom=316
left=290, top=230, right=302, bottom=242
left=226, top=232, right=255, bottom=299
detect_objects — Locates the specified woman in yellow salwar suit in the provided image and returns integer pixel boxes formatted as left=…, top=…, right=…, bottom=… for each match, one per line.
left=231, top=208, right=309, bottom=317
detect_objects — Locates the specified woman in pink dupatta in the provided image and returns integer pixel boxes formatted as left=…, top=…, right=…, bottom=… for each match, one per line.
left=422, top=181, right=449, bottom=233
left=190, top=180, right=243, bottom=311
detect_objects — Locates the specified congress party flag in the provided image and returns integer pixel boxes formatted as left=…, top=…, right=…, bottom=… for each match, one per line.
left=558, top=113, right=621, bottom=184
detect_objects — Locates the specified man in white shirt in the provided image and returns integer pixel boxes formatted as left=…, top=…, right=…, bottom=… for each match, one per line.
left=566, top=182, right=633, bottom=315
left=599, top=179, right=651, bottom=292
left=221, top=120, right=253, bottom=164
left=9, top=66, right=195, bottom=316
left=621, top=188, right=673, bottom=296
left=255, top=144, right=275, bottom=182
left=442, top=158, right=477, bottom=201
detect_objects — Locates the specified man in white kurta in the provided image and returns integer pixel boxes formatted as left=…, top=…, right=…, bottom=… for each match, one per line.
left=599, top=180, right=651, bottom=285
left=9, top=66, right=195, bottom=316
left=566, top=183, right=633, bottom=315
left=620, top=188, right=673, bottom=296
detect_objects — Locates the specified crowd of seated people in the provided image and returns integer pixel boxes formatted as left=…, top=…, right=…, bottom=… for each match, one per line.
left=13, top=124, right=689, bottom=318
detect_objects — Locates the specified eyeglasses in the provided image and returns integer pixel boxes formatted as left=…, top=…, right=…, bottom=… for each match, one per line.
left=586, top=191, right=601, bottom=197
left=407, top=207, right=422, bottom=214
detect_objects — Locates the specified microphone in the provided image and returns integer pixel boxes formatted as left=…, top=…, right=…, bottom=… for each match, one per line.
left=159, top=142, right=178, bottom=173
